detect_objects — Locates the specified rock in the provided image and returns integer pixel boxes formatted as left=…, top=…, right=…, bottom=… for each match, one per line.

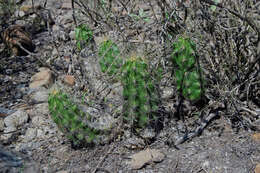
left=30, top=88, right=49, bottom=103
left=140, top=128, right=156, bottom=140
left=20, top=5, right=41, bottom=13
left=54, top=146, right=70, bottom=161
left=17, top=10, right=25, bottom=17
left=255, top=163, right=260, bottom=173
left=0, top=119, right=4, bottom=131
left=252, top=133, right=260, bottom=142
left=53, top=29, right=70, bottom=42
left=63, top=75, right=75, bottom=86
left=35, top=103, right=49, bottom=116
left=31, top=115, right=46, bottom=126
left=61, top=1, right=80, bottom=9
left=52, top=48, right=58, bottom=57
left=56, top=171, right=69, bottom=173
left=24, top=128, right=37, bottom=141
left=2, top=126, right=17, bottom=140
left=130, top=149, right=165, bottom=169
left=4, top=110, right=28, bottom=129
left=29, top=68, right=54, bottom=89
left=69, top=30, right=75, bottom=40
left=0, top=144, right=40, bottom=172
left=94, top=36, right=108, bottom=46
left=52, top=24, right=60, bottom=32
left=161, top=86, right=173, bottom=99
left=124, top=137, right=145, bottom=150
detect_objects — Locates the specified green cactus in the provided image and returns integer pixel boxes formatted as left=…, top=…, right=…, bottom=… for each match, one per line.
left=48, top=89, right=99, bottom=145
left=98, top=40, right=123, bottom=76
left=172, top=36, right=204, bottom=100
left=75, top=24, right=93, bottom=50
left=121, top=57, right=159, bottom=128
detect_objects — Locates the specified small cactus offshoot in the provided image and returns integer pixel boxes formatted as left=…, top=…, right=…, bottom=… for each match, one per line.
left=75, top=24, right=93, bottom=50
left=48, top=89, right=98, bottom=146
left=121, top=57, right=159, bottom=128
left=172, top=37, right=204, bottom=100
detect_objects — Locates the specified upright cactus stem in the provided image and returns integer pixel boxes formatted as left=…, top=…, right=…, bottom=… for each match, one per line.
left=121, top=57, right=159, bottom=128
left=172, top=36, right=204, bottom=100
left=48, top=89, right=98, bottom=146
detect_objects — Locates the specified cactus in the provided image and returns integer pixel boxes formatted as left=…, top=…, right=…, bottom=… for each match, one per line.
left=98, top=40, right=123, bottom=76
left=172, top=37, right=204, bottom=100
left=75, top=24, right=93, bottom=50
left=121, top=56, right=159, bottom=128
left=48, top=89, right=99, bottom=146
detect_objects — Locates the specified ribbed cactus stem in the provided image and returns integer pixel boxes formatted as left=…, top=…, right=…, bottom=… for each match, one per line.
left=121, top=57, right=158, bottom=128
left=48, top=89, right=98, bottom=145
left=172, top=37, right=204, bottom=100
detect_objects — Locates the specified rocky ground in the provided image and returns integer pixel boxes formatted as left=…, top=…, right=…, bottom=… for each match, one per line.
left=0, top=0, right=260, bottom=173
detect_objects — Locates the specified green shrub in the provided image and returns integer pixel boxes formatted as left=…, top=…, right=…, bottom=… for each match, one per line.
left=172, top=36, right=204, bottom=100
left=48, top=89, right=98, bottom=145
left=121, top=56, right=159, bottom=128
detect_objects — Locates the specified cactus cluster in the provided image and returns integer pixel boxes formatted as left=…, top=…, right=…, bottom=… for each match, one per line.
left=121, top=57, right=159, bottom=128
left=48, top=36, right=205, bottom=147
left=98, top=39, right=160, bottom=128
left=98, top=40, right=123, bottom=76
left=48, top=89, right=98, bottom=145
left=172, top=37, right=203, bottom=100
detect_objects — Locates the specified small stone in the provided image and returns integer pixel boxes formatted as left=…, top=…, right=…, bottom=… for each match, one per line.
left=63, top=75, right=75, bottom=86
left=52, top=48, right=58, bottom=56
left=0, top=119, right=4, bottom=131
left=31, top=115, right=46, bottom=126
left=54, top=146, right=70, bottom=161
left=4, top=110, right=29, bottom=128
left=130, top=149, right=165, bottom=169
left=29, top=68, right=54, bottom=89
left=24, top=128, right=37, bottom=141
left=20, top=5, right=41, bottom=13
left=52, top=24, right=60, bottom=32
left=30, top=13, right=38, bottom=19
left=20, top=5, right=32, bottom=12
left=18, top=10, right=25, bottom=17
left=140, top=128, right=156, bottom=139
left=2, top=126, right=16, bottom=140
left=64, top=55, right=71, bottom=63
left=94, top=36, right=108, bottom=46
left=255, top=163, right=260, bottom=173
left=56, top=171, right=69, bottom=173
left=161, top=87, right=173, bottom=99
left=31, top=88, right=49, bottom=103
left=252, top=133, right=260, bottom=142
left=36, top=129, right=44, bottom=138
left=69, top=30, right=75, bottom=40
left=61, top=2, right=79, bottom=9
